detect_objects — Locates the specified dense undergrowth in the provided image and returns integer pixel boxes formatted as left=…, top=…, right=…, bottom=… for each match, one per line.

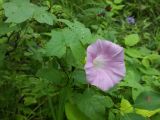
left=0, top=0, right=160, bottom=120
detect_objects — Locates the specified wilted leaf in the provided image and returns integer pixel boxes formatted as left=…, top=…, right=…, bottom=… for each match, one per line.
left=134, top=91, right=160, bottom=110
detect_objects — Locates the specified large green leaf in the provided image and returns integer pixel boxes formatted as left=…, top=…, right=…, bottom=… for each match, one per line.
left=134, top=91, right=160, bottom=110
left=72, top=70, right=87, bottom=85
left=74, top=90, right=110, bottom=120
left=58, top=19, right=93, bottom=44
left=120, top=113, right=147, bottom=120
left=124, top=34, right=140, bottom=46
left=119, top=66, right=144, bottom=100
left=36, top=67, right=64, bottom=84
left=105, top=96, right=114, bottom=108
left=33, top=6, right=56, bottom=25
left=63, top=29, right=85, bottom=67
left=3, top=0, right=55, bottom=24
left=70, top=21, right=92, bottom=44
left=45, top=30, right=66, bottom=58
left=65, top=102, right=90, bottom=120
left=65, top=48, right=76, bottom=67
left=68, top=38, right=85, bottom=66
left=3, top=0, right=34, bottom=23
left=120, top=66, right=141, bottom=88
left=44, top=27, right=86, bottom=67
left=125, top=48, right=143, bottom=58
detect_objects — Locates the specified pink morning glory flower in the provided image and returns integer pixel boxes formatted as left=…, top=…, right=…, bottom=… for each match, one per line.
left=84, top=40, right=125, bottom=91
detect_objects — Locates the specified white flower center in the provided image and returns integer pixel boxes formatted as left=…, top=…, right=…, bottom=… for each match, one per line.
left=93, top=55, right=107, bottom=68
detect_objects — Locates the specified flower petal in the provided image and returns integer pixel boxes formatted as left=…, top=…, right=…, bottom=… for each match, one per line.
left=90, top=69, right=114, bottom=91
left=108, top=62, right=126, bottom=77
left=106, top=70, right=124, bottom=84
left=86, top=43, right=99, bottom=59
left=93, top=40, right=124, bottom=61
left=103, top=41, right=124, bottom=61
left=85, top=67, right=97, bottom=83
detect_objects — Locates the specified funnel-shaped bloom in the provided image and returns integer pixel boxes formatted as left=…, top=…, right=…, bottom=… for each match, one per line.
left=84, top=40, right=125, bottom=91
left=127, top=16, right=135, bottom=24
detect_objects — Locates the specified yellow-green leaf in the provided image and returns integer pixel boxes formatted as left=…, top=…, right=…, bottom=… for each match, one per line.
left=120, top=98, right=133, bottom=114
left=125, top=34, right=140, bottom=46
left=136, top=108, right=160, bottom=117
